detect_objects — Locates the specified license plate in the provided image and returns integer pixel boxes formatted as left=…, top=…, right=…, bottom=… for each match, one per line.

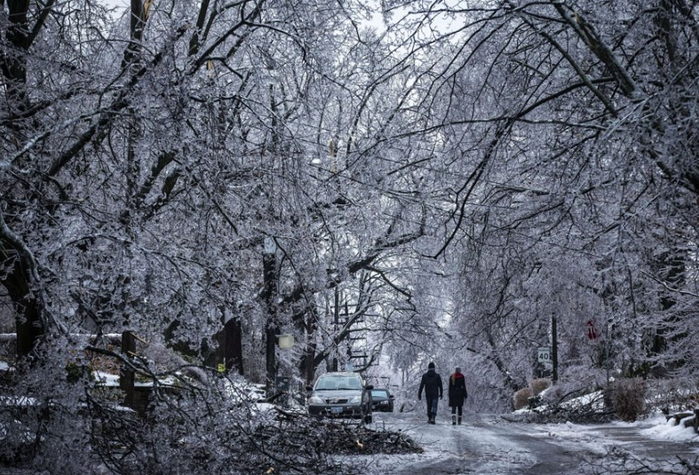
left=330, top=406, right=343, bottom=414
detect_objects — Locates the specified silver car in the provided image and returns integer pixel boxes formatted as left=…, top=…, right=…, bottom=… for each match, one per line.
left=307, top=372, right=373, bottom=423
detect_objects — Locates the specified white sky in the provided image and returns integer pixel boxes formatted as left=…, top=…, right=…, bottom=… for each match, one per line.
left=99, top=0, right=127, bottom=8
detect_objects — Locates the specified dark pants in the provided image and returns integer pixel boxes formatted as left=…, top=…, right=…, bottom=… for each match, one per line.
left=426, top=396, right=439, bottom=418
left=451, top=405, right=463, bottom=416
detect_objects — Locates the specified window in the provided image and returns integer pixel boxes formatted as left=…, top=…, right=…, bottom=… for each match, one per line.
left=316, top=375, right=363, bottom=390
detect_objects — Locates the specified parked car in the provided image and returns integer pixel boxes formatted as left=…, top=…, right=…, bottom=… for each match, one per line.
left=307, top=372, right=373, bottom=423
left=371, top=388, right=395, bottom=412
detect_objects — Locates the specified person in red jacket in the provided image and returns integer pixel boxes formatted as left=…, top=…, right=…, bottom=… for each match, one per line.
left=448, top=367, right=467, bottom=425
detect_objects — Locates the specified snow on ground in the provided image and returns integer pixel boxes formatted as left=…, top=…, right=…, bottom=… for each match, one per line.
left=533, top=411, right=699, bottom=458
left=640, top=413, right=699, bottom=442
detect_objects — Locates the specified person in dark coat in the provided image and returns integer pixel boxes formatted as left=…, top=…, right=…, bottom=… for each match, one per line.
left=418, top=362, right=443, bottom=424
left=448, top=366, right=467, bottom=425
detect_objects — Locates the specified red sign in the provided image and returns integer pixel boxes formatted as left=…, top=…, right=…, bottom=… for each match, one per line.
left=586, top=320, right=599, bottom=340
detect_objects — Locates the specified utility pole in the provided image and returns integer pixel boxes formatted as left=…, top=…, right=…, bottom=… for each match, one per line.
left=263, top=237, right=278, bottom=396
left=551, top=315, right=558, bottom=384
left=605, top=319, right=610, bottom=387
left=331, top=285, right=339, bottom=372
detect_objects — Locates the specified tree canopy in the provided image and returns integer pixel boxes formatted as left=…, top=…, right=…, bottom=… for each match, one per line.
left=1, top=0, right=697, bottom=470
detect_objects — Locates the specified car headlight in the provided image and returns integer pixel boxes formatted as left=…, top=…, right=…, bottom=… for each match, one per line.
left=308, top=396, right=325, bottom=404
left=349, top=395, right=362, bottom=404
left=378, top=401, right=388, bottom=405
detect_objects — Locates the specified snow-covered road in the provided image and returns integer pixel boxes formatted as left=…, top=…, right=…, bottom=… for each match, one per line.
left=354, top=411, right=699, bottom=474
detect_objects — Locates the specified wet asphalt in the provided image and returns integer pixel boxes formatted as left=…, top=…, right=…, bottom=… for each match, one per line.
left=368, top=412, right=699, bottom=474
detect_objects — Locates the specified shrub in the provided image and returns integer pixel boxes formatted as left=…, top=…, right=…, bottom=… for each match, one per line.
left=609, top=378, right=647, bottom=422
left=644, top=377, right=699, bottom=414
left=530, top=378, right=552, bottom=396
left=513, top=387, right=534, bottom=410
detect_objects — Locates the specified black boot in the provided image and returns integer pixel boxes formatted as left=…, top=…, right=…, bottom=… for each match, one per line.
left=452, top=414, right=456, bottom=425
left=458, top=417, right=462, bottom=425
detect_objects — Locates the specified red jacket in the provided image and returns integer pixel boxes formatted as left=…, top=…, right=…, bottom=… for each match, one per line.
left=448, top=372, right=467, bottom=407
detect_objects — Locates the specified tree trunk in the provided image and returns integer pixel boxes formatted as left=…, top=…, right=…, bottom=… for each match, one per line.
left=216, top=314, right=244, bottom=375
left=2, top=256, right=43, bottom=357
left=2, top=0, right=31, bottom=117
left=120, top=331, right=136, bottom=409
left=1, top=0, right=49, bottom=360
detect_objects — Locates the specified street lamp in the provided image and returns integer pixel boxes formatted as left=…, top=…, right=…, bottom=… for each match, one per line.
left=278, top=333, right=294, bottom=350
left=276, top=334, right=294, bottom=402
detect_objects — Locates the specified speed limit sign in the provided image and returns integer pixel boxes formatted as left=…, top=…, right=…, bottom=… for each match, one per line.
left=538, top=347, right=551, bottom=363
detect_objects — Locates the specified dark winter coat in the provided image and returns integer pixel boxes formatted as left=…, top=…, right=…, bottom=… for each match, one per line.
left=418, top=369, right=443, bottom=399
left=448, top=372, right=467, bottom=407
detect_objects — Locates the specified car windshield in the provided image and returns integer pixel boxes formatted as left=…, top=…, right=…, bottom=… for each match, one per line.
left=372, top=390, right=388, bottom=398
left=315, top=375, right=363, bottom=390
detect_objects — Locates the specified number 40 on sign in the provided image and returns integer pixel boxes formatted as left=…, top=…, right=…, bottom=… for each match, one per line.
left=538, top=347, right=551, bottom=363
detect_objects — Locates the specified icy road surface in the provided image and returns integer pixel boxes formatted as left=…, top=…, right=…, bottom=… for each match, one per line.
left=353, top=411, right=699, bottom=474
